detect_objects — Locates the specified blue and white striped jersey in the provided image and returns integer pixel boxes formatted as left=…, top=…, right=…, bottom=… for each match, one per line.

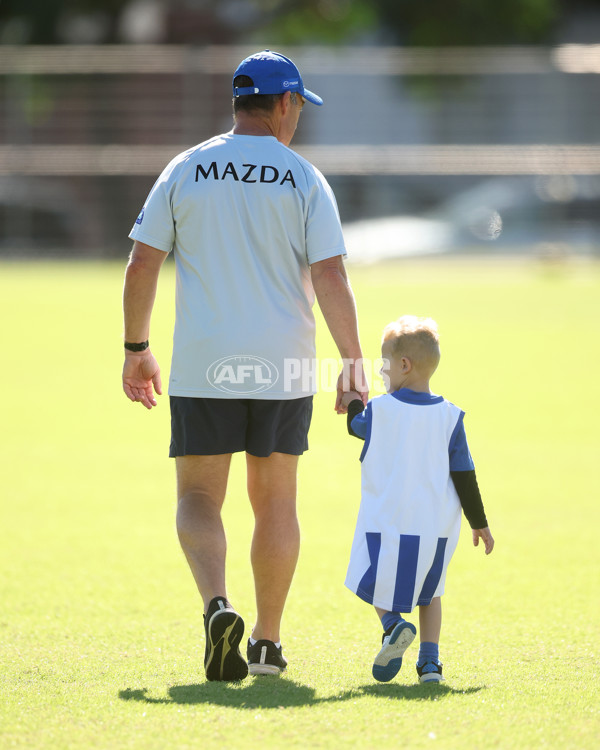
left=345, top=389, right=470, bottom=612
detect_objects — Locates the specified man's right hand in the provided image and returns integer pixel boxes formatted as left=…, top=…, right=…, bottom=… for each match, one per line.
left=122, top=350, right=162, bottom=409
left=340, top=390, right=362, bottom=410
left=335, top=359, right=369, bottom=414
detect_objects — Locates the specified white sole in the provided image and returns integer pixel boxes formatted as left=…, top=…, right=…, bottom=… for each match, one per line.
left=373, top=625, right=416, bottom=667
left=419, top=672, right=445, bottom=683
left=248, top=663, right=284, bottom=676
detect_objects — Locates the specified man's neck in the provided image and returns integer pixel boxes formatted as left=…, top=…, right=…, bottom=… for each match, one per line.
left=232, top=113, right=277, bottom=138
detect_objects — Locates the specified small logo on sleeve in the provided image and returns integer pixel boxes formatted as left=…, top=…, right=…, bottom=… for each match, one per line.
left=135, top=208, right=145, bottom=225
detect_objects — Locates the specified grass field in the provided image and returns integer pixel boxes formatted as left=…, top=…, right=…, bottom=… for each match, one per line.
left=1, top=255, right=599, bottom=749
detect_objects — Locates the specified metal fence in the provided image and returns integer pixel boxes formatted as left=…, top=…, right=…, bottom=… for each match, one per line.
left=2, top=44, right=600, bottom=257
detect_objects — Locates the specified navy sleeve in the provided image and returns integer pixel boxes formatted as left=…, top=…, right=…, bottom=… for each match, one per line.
left=448, top=413, right=487, bottom=528
left=347, top=399, right=367, bottom=439
left=448, top=413, right=475, bottom=471
left=451, top=470, right=488, bottom=529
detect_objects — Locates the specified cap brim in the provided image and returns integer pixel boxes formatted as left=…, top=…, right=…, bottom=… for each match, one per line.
left=302, top=88, right=323, bottom=106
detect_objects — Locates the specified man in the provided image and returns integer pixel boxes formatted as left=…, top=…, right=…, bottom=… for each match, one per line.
left=122, top=50, right=367, bottom=682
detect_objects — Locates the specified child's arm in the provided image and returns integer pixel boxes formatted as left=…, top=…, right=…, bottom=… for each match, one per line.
left=450, top=469, right=487, bottom=528
left=472, top=526, right=495, bottom=555
left=341, top=390, right=367, bottom=440
left=449, top=414, right=494, bottom=554
left=450, top=470, right=494, bottom=554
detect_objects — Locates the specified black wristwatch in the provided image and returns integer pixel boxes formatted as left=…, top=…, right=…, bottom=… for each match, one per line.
left=124, top=340, right=149, bottom=352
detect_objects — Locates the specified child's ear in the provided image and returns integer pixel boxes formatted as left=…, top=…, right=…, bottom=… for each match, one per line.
left=400, top=356, right=412, bottom=372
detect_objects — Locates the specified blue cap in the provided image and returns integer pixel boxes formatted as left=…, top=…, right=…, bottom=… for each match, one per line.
left=232, top=50, right=323, bottom=106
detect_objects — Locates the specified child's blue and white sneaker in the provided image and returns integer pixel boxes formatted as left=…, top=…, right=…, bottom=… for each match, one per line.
left=416, top=660, right=445, bottom=683
left=372, top=621, right=417, bottom=682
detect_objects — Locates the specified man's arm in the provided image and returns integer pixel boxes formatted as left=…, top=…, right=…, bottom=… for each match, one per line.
left=310, top=255, right=368, bottom=412
left=122, top=240, right=168, bottom=410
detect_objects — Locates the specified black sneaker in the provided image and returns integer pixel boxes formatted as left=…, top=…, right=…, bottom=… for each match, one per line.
left=247, top=639, right=288, bottom=676
left=416, top=659, right=445, bottom=684
left=203, top=597, right=248, bottom=682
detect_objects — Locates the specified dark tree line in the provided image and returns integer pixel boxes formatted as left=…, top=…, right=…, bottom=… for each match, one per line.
left=0, top=0, right=594, bottom=45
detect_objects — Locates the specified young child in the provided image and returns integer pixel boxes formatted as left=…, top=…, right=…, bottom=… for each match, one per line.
left=341, top=315, right=494, bottom=684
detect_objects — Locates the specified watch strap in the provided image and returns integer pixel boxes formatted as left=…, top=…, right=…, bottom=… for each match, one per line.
left=124, top=340, right=149, bottom=352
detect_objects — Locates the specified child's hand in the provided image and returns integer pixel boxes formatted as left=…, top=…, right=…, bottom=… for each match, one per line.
left=473, top=527, right=494, bottom=555
left=340, top=390, right=362, bottom=409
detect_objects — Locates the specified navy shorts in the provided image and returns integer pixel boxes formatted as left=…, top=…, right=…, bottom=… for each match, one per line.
left=169, top=396, right=313, bottom=458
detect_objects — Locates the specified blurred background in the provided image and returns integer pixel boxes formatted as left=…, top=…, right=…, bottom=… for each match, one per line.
left=1, top=0, right=600, bottom=261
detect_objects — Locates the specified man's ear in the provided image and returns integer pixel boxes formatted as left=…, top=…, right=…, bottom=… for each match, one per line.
left=280, top=90, right=293, bottom=113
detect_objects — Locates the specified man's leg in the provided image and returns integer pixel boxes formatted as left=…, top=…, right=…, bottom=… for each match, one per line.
left=175, top=454, right=232, bottom=611
left=176, top=453, right=248, bottom=681
left=246, top=452, right=300, bottom=643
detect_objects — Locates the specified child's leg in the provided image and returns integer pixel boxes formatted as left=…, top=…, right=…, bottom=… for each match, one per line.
left=372, top=607, right=417, bottom=683
left=416, top=597, right=445, bottom=683
left=419, top=596, right=441, bottom=644
left=375, top=606, right=405, bottom=633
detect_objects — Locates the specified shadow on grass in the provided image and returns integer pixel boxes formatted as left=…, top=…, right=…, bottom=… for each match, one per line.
left=119, top=679, right=484, bottom=708
left=356, top=683, right=484, bottom=701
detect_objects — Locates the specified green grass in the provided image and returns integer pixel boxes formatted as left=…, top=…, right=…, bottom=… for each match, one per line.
left=1, top=256, right=599, bottom=749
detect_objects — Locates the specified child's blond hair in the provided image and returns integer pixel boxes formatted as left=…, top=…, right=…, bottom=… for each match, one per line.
left=382, top=315, right=440, bottom=373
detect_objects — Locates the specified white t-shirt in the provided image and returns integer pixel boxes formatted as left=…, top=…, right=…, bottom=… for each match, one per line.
left=129, top=133, right=346, bottom=399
